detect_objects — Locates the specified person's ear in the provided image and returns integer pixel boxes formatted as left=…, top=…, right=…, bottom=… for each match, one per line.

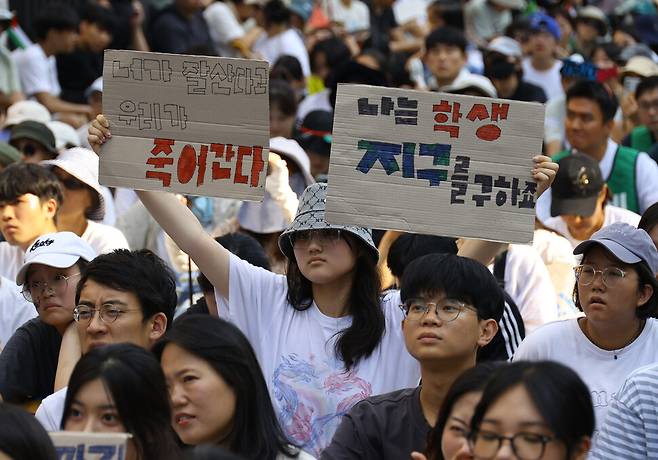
left=637, top=283, right=654, bottom=308
left=602, top=118, right=615, bottom=137
left=477, top=319, right=499, bottom=347
left=570, top=436, right=591, bottom=460
left=149, top=312, right=168, bottom=341
left=42, top=198, right=58, bottom=220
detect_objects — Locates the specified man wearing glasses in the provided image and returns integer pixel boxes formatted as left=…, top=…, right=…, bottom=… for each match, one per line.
left=34, top=248, right=176, bottom=431
left=322, top=253, right=502, bottom=459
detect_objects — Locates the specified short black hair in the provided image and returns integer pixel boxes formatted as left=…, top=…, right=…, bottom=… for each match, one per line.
left=470, top=361, right=594, bottom=458
left=263, top=0, right=290, bottom=26
left=566, top=80, right=618, bottom=122
left=0, top=402, right=57, bottom=460
left=197, top=233, right=271, bottom=292
left=80, top=1, right=116, bottom=33
left=425, top=27, right=467, bottom=53
left=310, top=37, right=352, bottom=78
left=32, top=2, right=80, bottom=40
left=387, top=234, right=458, bottom=279
left=400, top=253, right=505, bottom=322
left=269, top=79, right=298, bottom=117
left=639, top=202, right=658, bottom=235
left=271, top=55, right=304, bottom=82
left=0, top=163, right=64, bottom=205
left=75, top=249, right=177, bottom=328
left=636, top=75, right=658, bottom=101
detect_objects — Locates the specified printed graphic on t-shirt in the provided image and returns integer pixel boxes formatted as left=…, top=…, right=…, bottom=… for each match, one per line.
left=273, top=353, right=372, bottom=456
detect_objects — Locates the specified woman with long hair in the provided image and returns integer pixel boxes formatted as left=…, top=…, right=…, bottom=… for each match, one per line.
left=61, top=343, right=181, bottom=460
left=89, top=114, right=557, bottom=455
left=155, top=314, right=313, bottom=460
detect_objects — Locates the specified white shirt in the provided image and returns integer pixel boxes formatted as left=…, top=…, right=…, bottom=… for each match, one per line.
left=216, top=254, right=420, bottom=457
left=328, top=0, right=370, bottom=33
left=514, top=318, right=658, bottom=430
left=12, top=43, right=61, bottom=97
left=0, top=276, right=37, bottom=351
left=543, top=205, right=641, bottom=248
left=296, top=89, right=332, bottom=123
left=203, top=2, right=244, bottom=57
left=81, top=220, right=130, bottom=255
left=536, top=139, right=658, bottom=222
left=35, top=386, right=67, bottom=431
left=253, top=29, right=311, bottom=77
left=521, top=58, right=563, bottom=102
left=0, top=242, right=25, bottom=282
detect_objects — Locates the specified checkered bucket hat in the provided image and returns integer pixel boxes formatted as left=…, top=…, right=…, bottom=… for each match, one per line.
left=278, top=183, right=379, bottom=261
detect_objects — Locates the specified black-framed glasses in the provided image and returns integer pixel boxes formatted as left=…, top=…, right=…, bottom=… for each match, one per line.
left=290, top=229, right=342, bottom=250
left=399, top=298, right=476, bottom=322
left=73, top=305, right=134, bottom=324
left=469, top=430, right=556, bottom=460
left=574, top=264, right=627, bottom=287
left=21, top=273, right=81, bottom=303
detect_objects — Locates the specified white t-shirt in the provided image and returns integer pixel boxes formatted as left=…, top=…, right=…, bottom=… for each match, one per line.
left=543, top=205, right=641, bottom=248
left=536, top=140, right=658, bottom=222
left=81, top=220, right=130, bottom=255
left=329, top=0, right=370, bottom=33
left=253, top=29, right=311, bottom=77
left=36, top=386, right=67, bottom=431
left=216, top=254, right=420, bottom=457
left=296, top=89, right=332, bottom=123
left=521, top=58, right=563, bottom=102
left=203, top=2, right=244, bottom=57
left=0, top=242, right=25, bottom=282
left=514, top=318, right=658, bottom=429
left=12, top=43, right=61, bottom=97
left=0, top=276, right=38, bottom=351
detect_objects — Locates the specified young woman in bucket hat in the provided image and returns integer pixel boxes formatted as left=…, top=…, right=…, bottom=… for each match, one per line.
left=89, top=115, right=557, bottom=456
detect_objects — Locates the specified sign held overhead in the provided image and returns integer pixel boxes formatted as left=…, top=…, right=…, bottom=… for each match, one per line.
left=100, top=50, right=269, bottom=201
left=325, top=84, right=545, bottom=244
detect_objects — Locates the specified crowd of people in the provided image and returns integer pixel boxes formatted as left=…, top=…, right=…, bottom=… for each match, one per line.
left=1, top=0, right=658, bottom=458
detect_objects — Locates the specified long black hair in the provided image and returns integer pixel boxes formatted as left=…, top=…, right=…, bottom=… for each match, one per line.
left=470, top=361, right=594, bottom=458
left=0, top=402, right=57, bottom=460
left=286, top=233, right=384, bottom=370
left=425, top=362, right=504, bottom=460
left=61, top=343, right=181, bottom=460
left=153, top=315, right=298, bottom=460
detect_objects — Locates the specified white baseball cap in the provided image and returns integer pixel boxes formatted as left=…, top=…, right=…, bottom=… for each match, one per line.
left=16, top=232, right=96, bottom=285
left=47, top=121, right=81, bottom=151
left=4, top=101, right=51, bottom=128
left=487, top=37, right=523, bottom=58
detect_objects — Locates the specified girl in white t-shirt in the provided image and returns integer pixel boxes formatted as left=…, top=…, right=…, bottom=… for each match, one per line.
left=88, top=115, right=558, bottom=455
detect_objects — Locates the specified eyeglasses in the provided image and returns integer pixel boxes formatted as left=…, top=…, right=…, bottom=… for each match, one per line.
left=574, top=264, right=627, bottom=287
left=469, top=430, right=556, bottom=460
left=21, top=273, right=81, bottom=303
left=399, top=298, right=475, bottom=322
left=290, top=229, right=342, bottom=250
left=73, top=305, right=134, bottom=324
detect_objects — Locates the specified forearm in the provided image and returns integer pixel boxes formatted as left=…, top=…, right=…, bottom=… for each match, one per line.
left=54, top=322, right=81, bottom=392
left=131, top=26, right=150, bottom=52
left=35, top=93, right=90, bottom=115
left=458, top=239, right=506, bottom=266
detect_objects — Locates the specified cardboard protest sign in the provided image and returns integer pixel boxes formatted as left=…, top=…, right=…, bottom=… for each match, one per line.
left=50, top=432, right=131, bottom=460
left=325, top=84, right=545, bottom=244
left=100, top=50, right=269, bottom=200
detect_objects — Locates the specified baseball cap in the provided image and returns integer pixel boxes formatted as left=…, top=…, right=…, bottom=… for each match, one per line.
left=41, top=147, right=106, bottom=221
left=573, top=223, right=658, bottom=274
left=576, top=6, right=607, bottom=35
left=550, top=153, right=604, bottom=217
left=296, top=110, right=333, bottom=157
left=621, top=56, right=658, bottom=78
left=4, top=101, right=51, bottom=128
left=528, top=12, right=561, bottom=40
left=443, top=73, right=498, bottom=98
left=487, top=37, right=522, bottom=58
left=16, top=231, right=96, bottom=285
left=0, top=142, right=21, bottom=167
left=10, top=121, right=58, bottom=153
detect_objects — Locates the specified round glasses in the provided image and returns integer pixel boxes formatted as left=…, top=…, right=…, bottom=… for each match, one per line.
left=399, top=298, right=475, bottom=322
left=290, top=229, right=342, bottom=250
left=469, top=430, right=556, bottom=460
left=574, top=264, right=627, bottom=288
left=21, top=273, right=81, bottom=303
left=73, top=305, right=133, bottom=324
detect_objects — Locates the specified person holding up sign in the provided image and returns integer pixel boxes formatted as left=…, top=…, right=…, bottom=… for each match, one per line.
left=88, top=114, right=557, bottom=456
left=61, top=343, right=181, bottom=460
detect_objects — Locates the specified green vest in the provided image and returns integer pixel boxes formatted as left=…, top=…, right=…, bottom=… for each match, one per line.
left=630, top=126, right=655, bottom=153
left=552, top=146, right=640, bottom=213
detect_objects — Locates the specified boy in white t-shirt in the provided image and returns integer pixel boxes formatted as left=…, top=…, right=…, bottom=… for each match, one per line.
left=521, top=12, right=563, bottom=101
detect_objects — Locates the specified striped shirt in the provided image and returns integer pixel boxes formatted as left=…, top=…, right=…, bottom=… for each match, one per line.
left=589, top=363, right=658, bottom=459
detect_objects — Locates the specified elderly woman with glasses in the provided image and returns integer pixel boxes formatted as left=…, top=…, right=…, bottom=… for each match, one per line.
left=514, top=222, right=658, bottom=430
left=0, top=232, right=95, bottom=404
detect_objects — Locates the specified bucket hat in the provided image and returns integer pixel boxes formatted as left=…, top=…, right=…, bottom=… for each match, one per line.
left=278, top=183, right=379, bottom=261
left=4, top=101, right=51, bottom=128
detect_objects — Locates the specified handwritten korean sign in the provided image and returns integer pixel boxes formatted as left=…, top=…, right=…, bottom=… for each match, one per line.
left=325, top=84, right=545, bottom=244
left=100, top=50, right=269, bottom=200
left=50, top=432, right=131, bottom=460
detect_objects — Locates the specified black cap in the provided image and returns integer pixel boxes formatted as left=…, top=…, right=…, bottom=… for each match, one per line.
left=296, top=110, right=333, bottom=157
left=9, top=120, right=57, bottom=153
left=550, top=153, right=605, bottom=217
